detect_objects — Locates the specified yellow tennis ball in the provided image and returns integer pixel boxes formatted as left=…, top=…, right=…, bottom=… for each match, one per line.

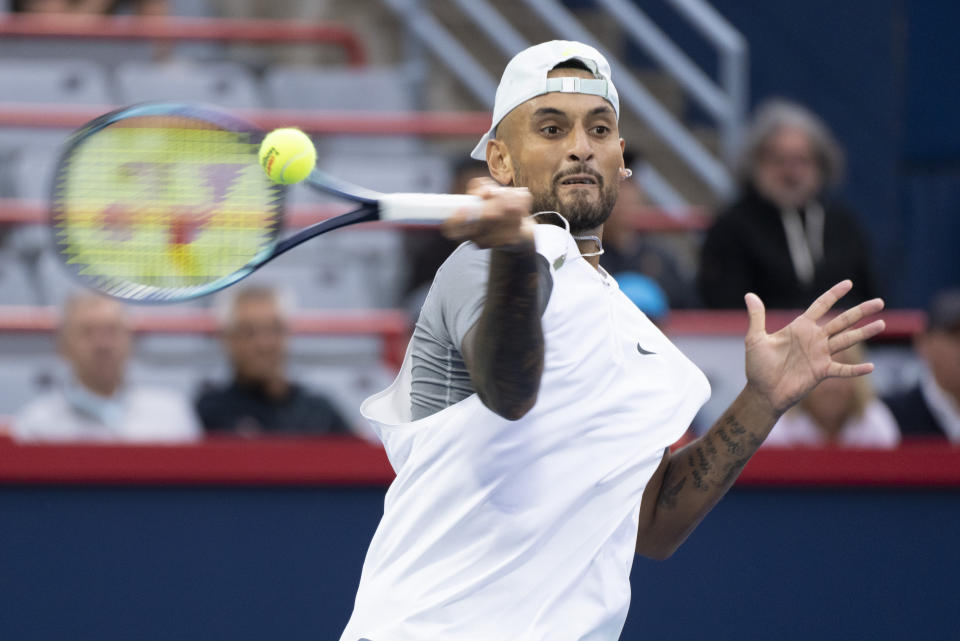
left=258, top=128, right=317, bottom=185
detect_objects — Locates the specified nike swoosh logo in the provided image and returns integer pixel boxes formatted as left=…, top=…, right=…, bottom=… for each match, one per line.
left=637, top=342, right=656, bottom=355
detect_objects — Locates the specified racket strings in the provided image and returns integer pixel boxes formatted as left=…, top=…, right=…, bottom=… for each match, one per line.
left=53, top=113, right=283, bottom=300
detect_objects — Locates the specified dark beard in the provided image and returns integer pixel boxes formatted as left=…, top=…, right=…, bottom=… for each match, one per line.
left=517, top=163, right=619, bottom=234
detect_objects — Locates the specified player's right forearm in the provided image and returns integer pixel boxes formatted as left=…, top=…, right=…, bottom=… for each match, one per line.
left=470, top=241, right=544, bottom=420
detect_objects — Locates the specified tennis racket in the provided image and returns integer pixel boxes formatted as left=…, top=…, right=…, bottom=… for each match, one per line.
left=50, top=102, right=479, bottom=303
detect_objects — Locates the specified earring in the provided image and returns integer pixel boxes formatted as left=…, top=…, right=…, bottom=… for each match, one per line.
left=620, top=167, right=633, bottom=179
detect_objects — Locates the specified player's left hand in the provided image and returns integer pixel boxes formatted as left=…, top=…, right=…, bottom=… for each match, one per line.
left=742, top=280, right=885, bottom=417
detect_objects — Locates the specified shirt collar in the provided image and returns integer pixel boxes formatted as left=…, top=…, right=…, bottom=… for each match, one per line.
left=63, top=377, right=127, bottom=429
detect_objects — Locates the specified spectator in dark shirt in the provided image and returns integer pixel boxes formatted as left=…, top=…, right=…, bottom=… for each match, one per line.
left=699, top=99, right=878, bottom=309
left=196, top=286, right=350, bottom=436
left=883, top=289, right=960, bottom=442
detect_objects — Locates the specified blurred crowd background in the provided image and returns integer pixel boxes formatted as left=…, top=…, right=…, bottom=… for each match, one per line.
left=0, top=0, right=957, bottom=449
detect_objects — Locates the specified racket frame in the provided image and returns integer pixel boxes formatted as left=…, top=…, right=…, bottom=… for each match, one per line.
left=50, top=102, right=477, bottom=304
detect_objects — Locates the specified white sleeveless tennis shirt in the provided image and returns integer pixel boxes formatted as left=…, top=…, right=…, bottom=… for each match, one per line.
left=340, top=224, right=710, bottom=641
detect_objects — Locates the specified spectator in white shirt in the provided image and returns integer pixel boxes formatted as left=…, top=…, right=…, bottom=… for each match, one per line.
left=12, top=293, right=200, bottom=443
left=765, top=344, right=900, bottom=448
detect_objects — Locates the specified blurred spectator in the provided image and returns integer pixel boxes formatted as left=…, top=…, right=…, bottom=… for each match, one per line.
left=883, top=289, right=960, bottom=442
left=401, top=158, right=487, bottom=318
left=600, top=150, right=698, bottom=309
left=698, top=99, right=879, bottom=309
left=196, top=286, right=350, bottom=436
left=765, top=344, right=900, bottom=448
left=12, top=293, right=200, bottom=443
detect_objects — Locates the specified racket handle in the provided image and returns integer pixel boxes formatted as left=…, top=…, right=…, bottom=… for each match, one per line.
left=379, top=193, right=482, bottom=223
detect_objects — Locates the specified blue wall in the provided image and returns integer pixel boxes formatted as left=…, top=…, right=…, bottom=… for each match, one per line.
left=2, top=485, right=957, bottom=640
left=637, top=0, right=959, bottom=306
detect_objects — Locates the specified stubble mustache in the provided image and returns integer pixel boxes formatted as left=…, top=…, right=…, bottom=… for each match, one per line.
left=553, top=164, right=604, bottom=189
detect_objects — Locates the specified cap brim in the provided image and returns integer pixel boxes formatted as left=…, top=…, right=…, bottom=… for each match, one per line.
left=470, top=132, right=491, bottom=161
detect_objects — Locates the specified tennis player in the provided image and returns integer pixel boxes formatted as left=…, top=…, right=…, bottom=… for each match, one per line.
left=340, top=41, right=885, bottom=641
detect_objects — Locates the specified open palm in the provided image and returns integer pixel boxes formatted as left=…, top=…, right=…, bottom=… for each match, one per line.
left=743, top=280, right=886, bottom=415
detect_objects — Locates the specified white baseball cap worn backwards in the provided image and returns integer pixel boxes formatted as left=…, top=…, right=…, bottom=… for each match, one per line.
left=471, top=40, right=621, bottom=161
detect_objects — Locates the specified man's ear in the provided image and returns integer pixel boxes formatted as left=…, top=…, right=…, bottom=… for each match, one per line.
left=486, top=138, right=515, bottom=186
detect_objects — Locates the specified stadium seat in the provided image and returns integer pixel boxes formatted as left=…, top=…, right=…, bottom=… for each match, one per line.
left=114, top=61, right=262, bottom=108
left=242, top=250, right=384, bottom=309
left=34, top=249, right=81, bottom=307
left=0, top=37, right=155, bottom=68
left=312, top=153, right=452, bottom=197
left=0, top=131, right=67, bottom=169
left=281, top=154, right=447, bottom=310
left=0, top=248, right=41, bottom=305
left=265, top=65, right=413, bottom=111
left=0, top=58, right=112, bottom=104
left=0, top=224, right=81, bottom=307
left=264, top=65, right=421, bottom=155
left=2, top=143, right=61, bottom=200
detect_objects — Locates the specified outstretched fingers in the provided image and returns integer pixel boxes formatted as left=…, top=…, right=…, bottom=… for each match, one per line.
left=803, top=280, right=853, bottom=322
left=823, top=297, right=885, bottom=336
left=827, top=319, right=886, bottom=354
left=827, top=360, right=875, bottom=378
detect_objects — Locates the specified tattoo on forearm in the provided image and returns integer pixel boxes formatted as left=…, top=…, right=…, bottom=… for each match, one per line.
left=473, top=245, right=545, bottom=418
left=691, top=469, right=709, bottom=492
left=656, top=411, right=765, bottom=511
left=725, top=415, right=747, bottom=435
left=657, top=475, right=686, bottom=509
left=694, top=445, right=711, bottom=473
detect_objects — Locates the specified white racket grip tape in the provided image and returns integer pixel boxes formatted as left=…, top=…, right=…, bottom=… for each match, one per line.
left=378, top=193, right=482, bottom=223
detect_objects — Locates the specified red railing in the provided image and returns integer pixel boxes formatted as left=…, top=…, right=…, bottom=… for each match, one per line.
left=0, top=306, right=925, bottom=342
left=663, top=309, right=925, bottom=340
left=0, top=14, right=366, bottom=65
left=0, top=436, right=956, bottom=487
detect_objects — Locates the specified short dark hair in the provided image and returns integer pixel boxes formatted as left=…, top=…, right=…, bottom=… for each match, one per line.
left=551, top=58, right=593, bottom=73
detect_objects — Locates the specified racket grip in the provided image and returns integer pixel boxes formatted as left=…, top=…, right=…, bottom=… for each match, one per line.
left=379, top=193, right=482, bottom=223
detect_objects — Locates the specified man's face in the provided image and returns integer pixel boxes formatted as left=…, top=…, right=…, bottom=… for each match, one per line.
left=60, top=298, right=132, bottom=396
left=804, top=375, right=858, bottom=435
left=918, top=328, right=960, bottom=402
left=752, top=126, right=822, bottom=210
left=225, top=296, right=288, bottom=385
left=495, top=69, right=624, bottom=234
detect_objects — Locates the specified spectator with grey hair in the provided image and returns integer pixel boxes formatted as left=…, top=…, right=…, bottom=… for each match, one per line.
left=196, top=286, right=350, bottom=436
left=13, top=293, right=200, bottom=442
left=698, top=99, right=879, bottom=308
